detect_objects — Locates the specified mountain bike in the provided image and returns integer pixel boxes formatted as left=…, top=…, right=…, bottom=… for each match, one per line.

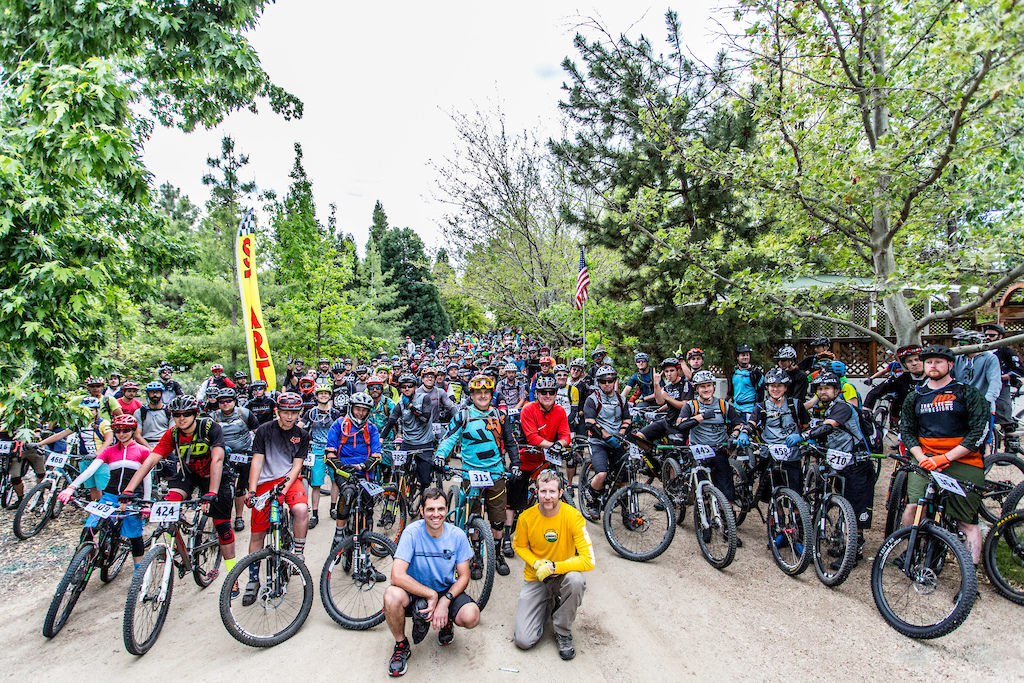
left=983, top=505, right=1024, bottom=605
left=655, top=442, right=736, bottom=568
left=746, top=443, right=813, bottom=577
left=14, top=447, right=85, bottom=540
left=42, top=498, right=147, bottom=638
left=728, top=441, right=758, bottom=527
left=801, top=443, right=864, bottom=587
left=122, top=498, right=223, bottom=655
left=0, top=439, right=29, bottom=509
left=320, top=460, right=397, bottom=630
left=871, top=454, right=978, bottom=639
left=444, top=466, right=502, bottom=609
left=220, top=481, right=313, bottom=647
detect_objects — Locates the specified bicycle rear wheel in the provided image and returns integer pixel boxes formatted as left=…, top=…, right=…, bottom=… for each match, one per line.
left=373, top=484, right=409, bottom=546
left=767, top=487, right=813, bottom=577
left=101, top=535, right=131, bottom=583
left=13, top=479, right=56, bottom=539
left=123, top=544, right=174, bottom=655
left=729, top=458, right=754, bottom=527
left=191, top=514, right=223, bottom=588
left=1003, top=481, right=1024, bottom=517
left=812, top=494, right=858, bottom=587
left=872, top=524, right=976, bottom=639
left=884, top=469, right=909, bottom=537
left=221, top=547, right=313, bottom=647
left=602, top=483, right=675, bottom=562
left=320, top=531, right=396, bottom=630
left=576, top=459, right=599, bottom=521
left=42, top=545, right=93, bottom=637
left=693, top=483, right=737, bottom=569
left=983, top=508, right=1024, bottom=605
left=982, top=453, right=1024, bottom=523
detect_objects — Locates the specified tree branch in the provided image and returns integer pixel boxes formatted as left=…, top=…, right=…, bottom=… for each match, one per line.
left=953, top=332, right=1024, bottom=356
left=915, top=261, right=1024, bottom=331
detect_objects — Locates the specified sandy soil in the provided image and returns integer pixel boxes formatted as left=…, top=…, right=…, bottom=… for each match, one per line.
left=1, top=468, right=1021, bottom=683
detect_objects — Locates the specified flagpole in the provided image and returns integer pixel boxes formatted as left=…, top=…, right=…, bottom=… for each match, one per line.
left=582, top=298, right=587, bottom=355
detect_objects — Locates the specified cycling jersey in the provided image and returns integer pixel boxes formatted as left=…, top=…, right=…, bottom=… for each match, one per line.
left=657, top=380, right=685, bottom=423
left=152, top=418, right=225, bottom=478
left=748, top=397, right=808, bottom=459
left=332, top=380, right=356, bottom=411
left=519, top=401, right=570, bottom=470
left=583, top=390, right=627, bottom=441
left=497, top=378, right=527, bottom=409
left=369, top=398, right=395, bottom=435
left=76, top=417, right=111, bottom=458
left=436, top=406, right=520, bottom=475
left=623, top=370, right=654, bottom=403
left=382, top=394, right=434, bottom=447
left=305, top=406, right=342, bottom=455
left=247, top=395, right=277, bottom=424
left=134, top=405, right=172, bottom=443
left=900, top=380, right=989, bottom=468
left=211, top=406, right=259, bottom=454
left=821, top=399, right=865, bottom=454
left=678, top=398, right=740, bottom=446
left=251, top=420, right=311, bottom=484
left=93, top=441, right=150, bottom=495
left=325, top=416, right=380, bottom=466
left=415, top=386, right=457, bottom=423
left=555, top=384, right=581, bottom=425
left=118, top=396, right=142, bottom=415
left=159, top=379, right=184, bottom=407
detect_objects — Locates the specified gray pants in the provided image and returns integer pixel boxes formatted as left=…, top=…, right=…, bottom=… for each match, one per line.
left=513, top=572, right=586, bottom=649
left=995, top=384, right=1015, bottom=428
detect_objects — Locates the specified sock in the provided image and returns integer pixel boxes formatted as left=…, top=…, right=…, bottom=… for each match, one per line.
left=311, top=509, right=318, bottom=519
left=293, top=537, right=306, bottom=555
left=248, top=562, right=260, bottom=582
left=224, top=557, right=236, bottom=572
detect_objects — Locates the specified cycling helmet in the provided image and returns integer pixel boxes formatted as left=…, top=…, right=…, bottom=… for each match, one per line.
left=412, top=353, right=421, bottom=361
left=528, top=345, right=539, bottom=353
left=773, top=345, right=797, bottom=360
left=595, top=366, right=618, bottom=381
left=145, top=381, right=164, bottom=392
left=764, top=367, right=790, bottom=385
left=216, top=387, right=237, bottom=401
left=811, top=372, right=841, bottom=388
left=159, top=364, right=173, bottom=373
left=234, top=371, right=248, bottom=379
left=354, top=365, right=368, bottom=375
left=211, top=363, right=224, bottom=373
left=419, top=365, right=436, bottom=376
left=811, top=337, right=831, bottom=348
left=686, top=348, right=704, bottom=359
left=919, top=344, right=955, bottom=361
left=85, top=376, right=104, bottom=386
left=539, top=356, right=554, bottom=366
left=570, top=358, right=587, bottom=369
left=390, top=355, right=400, bottom=361
left=483, top=366, right=500, bottom=378
left=112, top=414, right=138, bottom=430
left=293, top=358, right=305, bottom=365
left=314, top=382, right=333, bottom=395
left=816, top=351, right=835, bottom=362
left=168, top=395, right=200, bottom=413
left=398, top=374, right=418, bottom=387
left=80, top=396, right=102, bottom=408
left=319, top=357, right=330, bottom=364
left=122, top=381, right=139, bottom=391
left=590, top=345, right=607, bottom=358
left=735, top=343, right=753, bottom=354
left=458, top=368, right=472, bottom=379
left=251, top=380, right=268, bottom=390
left=634, top=352, right=649, bottom=363
left=330, top=362, right=344, bottom=373
left=276, top=392, right=303, bottom=411
left=829, top=360, right=847, bottom=376
left=366, top=377, right=384, bottom=388
left=298, top=377, right=315, bottom=393
left=469, top=375, right=495, bottom=392
left=553, top=364, right=569, bottom=374
left=534, top=375, right=557, bottom=391
left=691, top=370, right=716, bottom=386
left=503, top=363, right=518, bottom=372
left=661, top=357, right=680, bottom=369
left=108, top=371, right=121, bottom=378
left=896, top=345, right=923, bottom=359
left=348, top=391, right=374, bottom=411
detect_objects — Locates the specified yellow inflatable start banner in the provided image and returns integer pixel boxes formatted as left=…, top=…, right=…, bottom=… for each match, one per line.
left=235, top=209, right=277, bottom=389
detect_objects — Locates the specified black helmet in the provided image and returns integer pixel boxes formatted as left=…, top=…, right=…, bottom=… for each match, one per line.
left=277, top=392, right=303, bottom=410
left=168, top=395, right=200, bottom=413
left=764, top=367, right=790, bottom=385
left=534, top=375, right=557, bottom=391
left=661, top=357, right=680, bottom=368
left=919, top=344, right=955, bottom=361
left=331, top=362, right=344, bottom=373
left=811, top=372, right=841, bottom=388
left=735, top=343, right=753, bottom=354
left=216, top=387, right=237, bottom=401
left=811, top=337, right=831, bottom=348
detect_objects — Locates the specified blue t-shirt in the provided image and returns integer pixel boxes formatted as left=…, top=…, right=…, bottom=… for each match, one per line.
left=394, top=520, right=473, bottom=592
left=731, top=367, right=759, bottom=412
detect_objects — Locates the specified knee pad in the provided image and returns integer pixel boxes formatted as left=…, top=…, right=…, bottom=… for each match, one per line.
left=337, top=487, right=355, bottom=521
left=165, top=490, right=184, bottom=502
left=213, top=519, right=234, bottom=544
left=129, top=536, right=146, bottom=557
left=490, top=520, right=504, bottom=531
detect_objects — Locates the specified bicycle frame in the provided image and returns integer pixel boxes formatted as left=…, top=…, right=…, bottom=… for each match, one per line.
left=657, top=445, right=717, bottom=528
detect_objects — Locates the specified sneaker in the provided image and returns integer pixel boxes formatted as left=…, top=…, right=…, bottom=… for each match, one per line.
left=495, top=548, right=511, bottom=576
left=583, top=487, right=601, bottom=517
left=233, top=516, right=245, bottom=532
left=438, top=621, right=454, bottom=646
left=735, top=536, right=743, bottom=548
left=242, top=579, right=260, bottom=607
left=309, top=514, right=319, bottom=530
left=501, top=535, right=514, bottom=558
left=230, top=579, right=240, bottom=598
left=411, top=598, right=429, bottom=644
left=369, top=563, right=387, bottom=583
left=330, top=508, right=338, bottom=520
left=470, top=556, right=483, bottom=581
left=555, top=632, right=576, bottom=660
left=388, top=638, right=411, bottom=677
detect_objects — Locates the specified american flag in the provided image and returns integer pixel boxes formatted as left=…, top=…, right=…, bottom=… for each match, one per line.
left=574, top=247, right=590, bottom=309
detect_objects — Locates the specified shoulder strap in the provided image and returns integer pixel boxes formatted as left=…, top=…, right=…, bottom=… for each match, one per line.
left=140, top=406, right=148, bottom=423
left=719, top=399, right=727, bottom=416
left=787, top=398, right=800, bottom=424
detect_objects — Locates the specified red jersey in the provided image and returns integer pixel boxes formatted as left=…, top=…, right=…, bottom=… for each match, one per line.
left=519, top=400, right=570, bottom=469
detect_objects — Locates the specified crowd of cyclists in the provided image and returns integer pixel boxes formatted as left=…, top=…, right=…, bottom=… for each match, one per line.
left=1, top=323, right=1022, bottom=672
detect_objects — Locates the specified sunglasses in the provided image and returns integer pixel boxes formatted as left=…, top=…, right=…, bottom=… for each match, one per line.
left=218, top=398, right=234, bottom=403
left=597, top=379, right=616, bottom=384
left=171, top=412, right=195, bottom=418
left=113, top=428, right=134, bottom=434
left=537, top=389, right=556, bottom=396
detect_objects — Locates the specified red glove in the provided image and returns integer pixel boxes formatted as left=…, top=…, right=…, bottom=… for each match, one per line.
left=921, top=455, right=948, bottom=471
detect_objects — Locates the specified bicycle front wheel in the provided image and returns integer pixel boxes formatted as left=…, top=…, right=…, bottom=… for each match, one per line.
left=320, top=531, right=396, bottom=630
left=123, top=544, right=174, bottom=655
left=693, top=483, right=737, bottom=569
left=191, top=514, right=223, bottom=588
left=220, top=547, right=313, bottom=647
left=101, top=535, right=131, bottom=584
left=883, top=469, right=909, bottom=537
left=812, top=494, right=859, bottom=587
left=982, top=453, right=1024, bottom=523
left=983, top=508, right=1024, bottom=605
left=13, top=478, right=56, bottom=540
left=767, top=487, right=813, bottom=577
left=466, top=517, right=496, bottom=610
left=872, top=524, right=976, bottom=639
left=603, top=483, right=675, bottom=562
left=43, top=545, right=93, bottom=637
left=576, top=459, right=599, bottom=522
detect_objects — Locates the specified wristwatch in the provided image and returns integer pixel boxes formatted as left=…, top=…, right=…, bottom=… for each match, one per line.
left=444, top=591, right=455, bottom=601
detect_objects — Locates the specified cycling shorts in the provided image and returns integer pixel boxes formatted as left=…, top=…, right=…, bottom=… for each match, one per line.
left=462, top=477, right=506, bottom=528
left=166, top=471, right=233, bottom=520
left=8, top=448, right=46, bottom=479
left=309, top=455, right=327, bottom=488
left=86, top=491, right=143, bottom=538
left=907, top=460, right=984, bottom=524
left=250, top=477, right=308, bottom=533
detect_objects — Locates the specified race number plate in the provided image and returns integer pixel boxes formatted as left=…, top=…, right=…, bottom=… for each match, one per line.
left=826, top=449, right=853, bottom=470
left=150, top=501, right=181, bottom=523
left=467, top=470, right=494, bottom=487
left=767, top=444, right=791, bottom=461
left=931, top=471, right=966, bottom=497
left=303, top=451, right=316, bottom=467
left=0, top=440, right=12, bottom=454
left=46, top=452, right=69, bottom=469
left=391, top=450, right=408, bottom=466
left=545, top=449, right=564, bottom=466
left=628, top=444, right=643, bottom=460
left=691, top=444, right=716, bottom=461
left=360, top=480, right=385, bottom=497
left=229, top=452, right=251, bottom=464
left=84, top=501, right=116, bottom=519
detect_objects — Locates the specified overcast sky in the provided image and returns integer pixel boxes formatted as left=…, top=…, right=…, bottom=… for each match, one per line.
left=142, top=1, right=719, bottom=253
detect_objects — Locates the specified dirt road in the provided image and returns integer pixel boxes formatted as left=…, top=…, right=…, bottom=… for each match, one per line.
left=1, top=472, right=1021, bottom=683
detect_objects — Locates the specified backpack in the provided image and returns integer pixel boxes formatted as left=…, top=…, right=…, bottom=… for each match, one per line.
left=689, top=398, right=729, bottom=421
left=833, top=402, right=881, bottom=454
left=458, top=406, right=507, bottom=456
left=139, top=405, right=171, bottom=426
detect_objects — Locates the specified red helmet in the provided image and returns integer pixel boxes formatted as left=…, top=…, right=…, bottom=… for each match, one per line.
left=539, top=356, right=554, bottom=366
left=211, top=363, right=224, bottom=373
left=277, top=392, right=303, bottom=410
left=897, top=345, right=923, bottom=359
left=122, top=381, right=139, bottom=391
left=111, top=414, right=138, bottom=430
left=298, top=377, right=315, bottom=393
